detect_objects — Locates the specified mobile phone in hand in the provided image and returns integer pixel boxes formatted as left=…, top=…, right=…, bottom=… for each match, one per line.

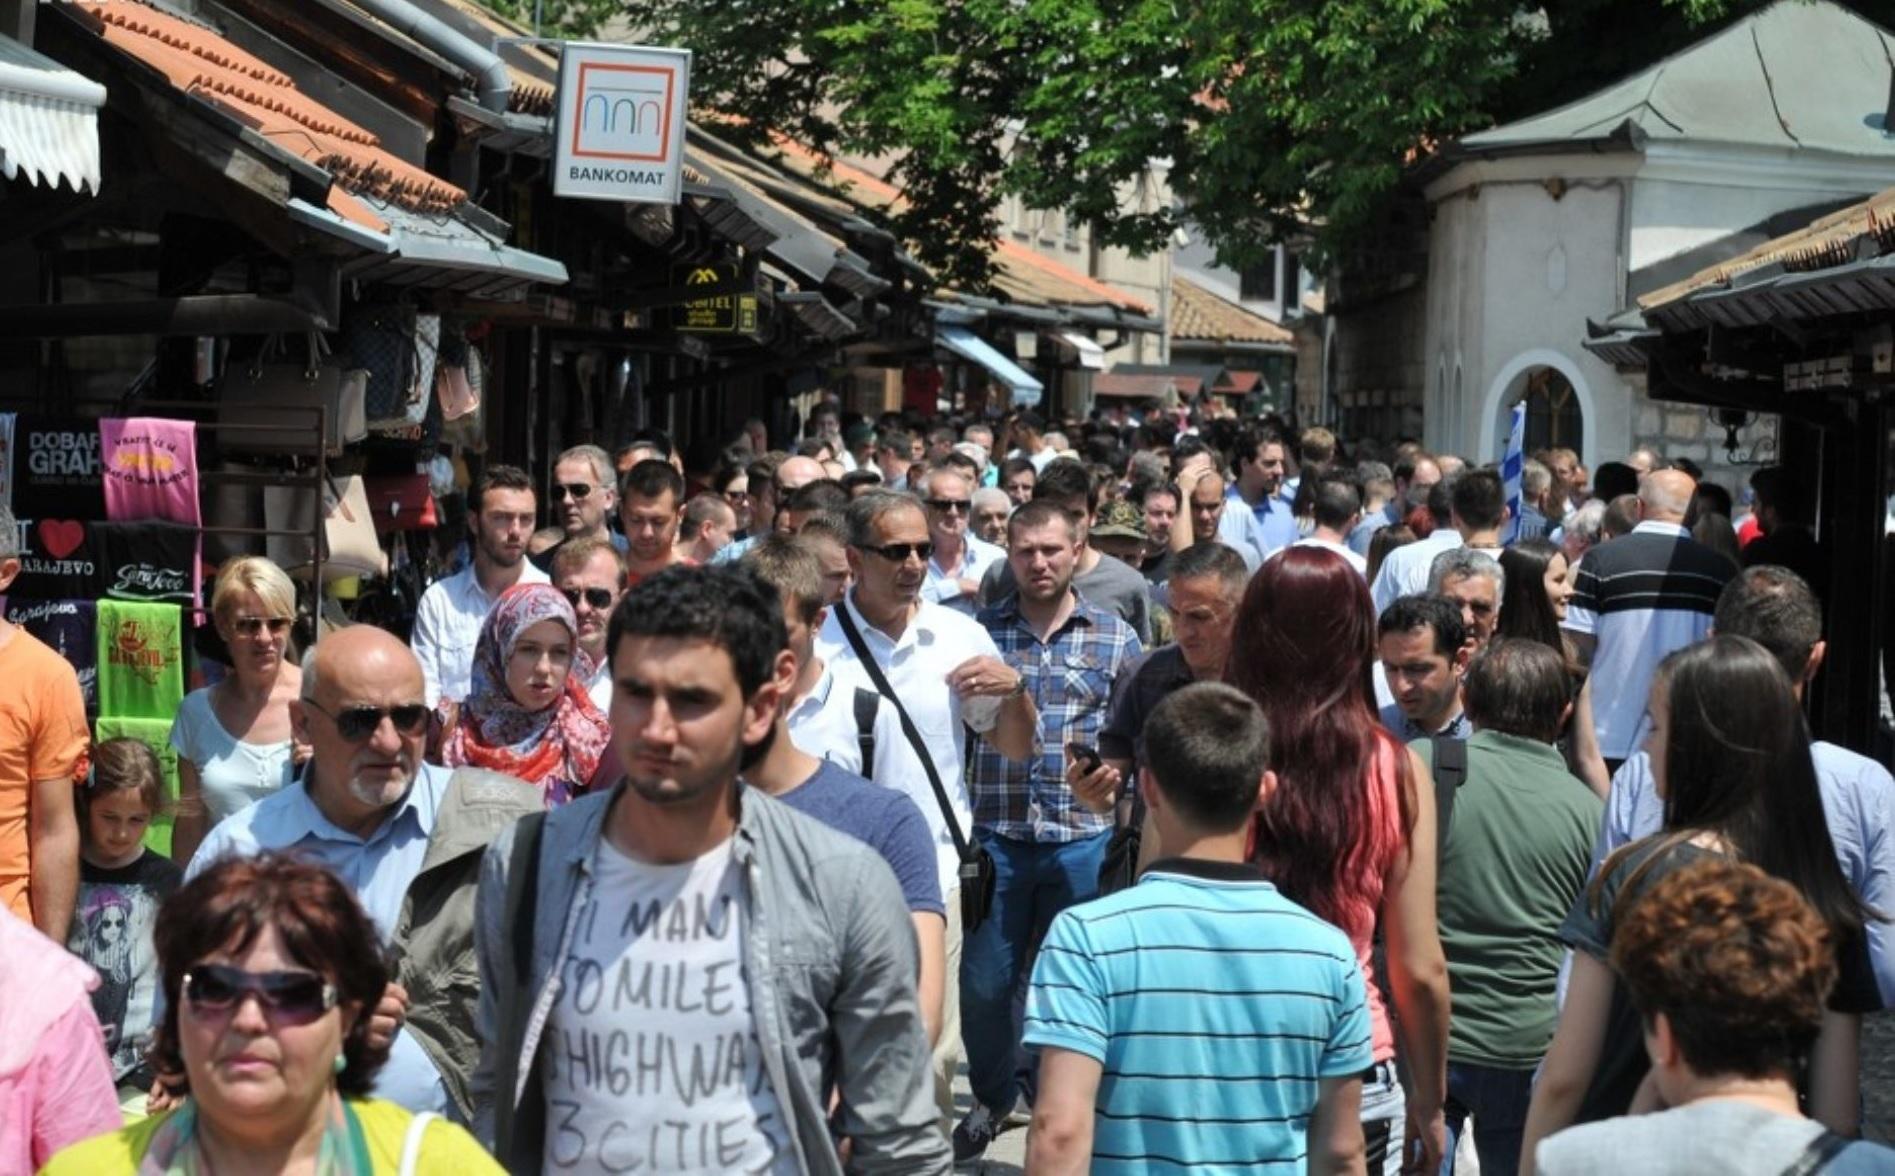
left=1066, top=741, right=1102, bottom=773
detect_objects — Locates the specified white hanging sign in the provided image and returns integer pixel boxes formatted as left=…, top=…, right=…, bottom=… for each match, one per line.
left=553, top=42, right=692, bottom=205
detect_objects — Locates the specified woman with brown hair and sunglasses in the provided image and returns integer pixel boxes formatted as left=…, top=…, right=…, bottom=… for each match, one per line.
left=170, top=558, right=306, bottom=864
left=42, top=853, right=499, bottom=1174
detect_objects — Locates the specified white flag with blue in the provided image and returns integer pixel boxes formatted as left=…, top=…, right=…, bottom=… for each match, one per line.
left=1501, top=400, right=1526, bottom=545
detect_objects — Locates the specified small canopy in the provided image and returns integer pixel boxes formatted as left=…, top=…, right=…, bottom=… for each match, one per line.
left=936, top=324, right=1043, bottom=405
left=0, top=32, right=105, bottom=193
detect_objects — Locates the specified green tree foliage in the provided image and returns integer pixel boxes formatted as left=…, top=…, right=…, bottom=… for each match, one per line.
left=593, top=0, right=1895, bottom=287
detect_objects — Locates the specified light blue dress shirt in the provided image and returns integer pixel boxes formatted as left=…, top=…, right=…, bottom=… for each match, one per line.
left=1228, top=485, right=1300, bottom=557
left=188, top=763, right=454, bottom=1114
left=1594, top=745, right=1895, bottom=1006
left=922, top=534, right=1006, bottom=615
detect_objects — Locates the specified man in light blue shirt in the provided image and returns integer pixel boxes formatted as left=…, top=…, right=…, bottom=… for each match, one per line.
left=190, top=626, right=539, bottom=1120
left=919, top=467, right=1005, bottom=615
left=1591, top=566, right=1895, bottom=1005
left=1228, top=424, right=1301, bottom=557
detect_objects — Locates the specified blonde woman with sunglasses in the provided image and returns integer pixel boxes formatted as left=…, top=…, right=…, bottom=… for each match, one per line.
left=169, top=557, right=306, bottom=864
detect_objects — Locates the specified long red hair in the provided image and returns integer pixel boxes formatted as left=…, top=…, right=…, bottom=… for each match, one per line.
left=1224, top=546, right=1410, bottom=928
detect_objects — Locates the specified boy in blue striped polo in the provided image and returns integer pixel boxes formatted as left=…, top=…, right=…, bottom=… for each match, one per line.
left=1022, top=681, right=1372, bottom=1174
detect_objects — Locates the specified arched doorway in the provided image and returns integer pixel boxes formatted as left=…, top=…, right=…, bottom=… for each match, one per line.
left=1480, top=349, right=1594, bottom=466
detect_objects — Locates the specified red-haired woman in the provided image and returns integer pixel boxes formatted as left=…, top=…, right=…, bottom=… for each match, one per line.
left=1227, top=545, right=1452, bottom=1175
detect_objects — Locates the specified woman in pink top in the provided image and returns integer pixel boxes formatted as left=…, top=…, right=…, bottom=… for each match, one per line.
left=0, top=905, right=121, bottom=1172
left=1227, top=545, right=1452, bottom=1175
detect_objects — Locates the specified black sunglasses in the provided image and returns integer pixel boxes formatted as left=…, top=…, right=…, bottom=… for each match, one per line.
left=924, top=498, right=971, bottom=515
left=553, top=482, right=596, bottom=501
left=563, top=586, right=615, bottom=611
left=183, top=964, right=338, bottom=1023
left=232, top=615, right=293, bottom=637
left=303, top=700, right=430, bottom=742
left=856, top=541, right=934, bottom=563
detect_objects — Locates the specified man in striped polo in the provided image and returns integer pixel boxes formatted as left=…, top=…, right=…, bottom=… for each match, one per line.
left=1562, top=468, right=1737, bottom=774
left=1022, top=682, right=1371, bottom=1174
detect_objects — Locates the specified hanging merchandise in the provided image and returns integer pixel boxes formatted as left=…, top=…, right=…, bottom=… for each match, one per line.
left=412, top=313, right=441, bottom=406
left=11, top=416, right=106, bottom=521
left=345, top=303, right=421, bottom=430
left=218, top=334, right=367, bottom=456
left=363, top=473, right=439, bottom=533
left=9, top=516, right=101, bottom=600
left=434, top=318, right=479, bottom=421
left=201, top=460, right=265, bottom=565
left=92, top=521, right=199, bottom=606
left=0, top=411, right=15, bottom=508
left=95, top=599, right=185, bottom=721
left=100, top=417, right=201, bottom=526
left=3, top=598, right=97, bottom=713
left=264, top=475, right=388, bottom=582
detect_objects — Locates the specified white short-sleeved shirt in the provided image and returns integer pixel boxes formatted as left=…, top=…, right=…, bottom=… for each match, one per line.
left=1289, top=535, right=1368, bottom=577
left=811, top=595, right=997, bottom=895
left=410, top=561, right=549, bottom=706
left=168, top=689, right=295, bottom=823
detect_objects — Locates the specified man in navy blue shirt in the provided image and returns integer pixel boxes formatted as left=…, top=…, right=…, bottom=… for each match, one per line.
left=743, top=536, right=948, bottom=1045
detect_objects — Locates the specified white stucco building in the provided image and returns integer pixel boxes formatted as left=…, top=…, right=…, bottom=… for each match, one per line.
left=1417, top=0, right=1895, bottom=474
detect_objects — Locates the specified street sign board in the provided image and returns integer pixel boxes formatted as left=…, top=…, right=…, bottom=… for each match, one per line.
left=673, top=263, right=758, bottom=333
left=553, top=43, right=692, bottom=205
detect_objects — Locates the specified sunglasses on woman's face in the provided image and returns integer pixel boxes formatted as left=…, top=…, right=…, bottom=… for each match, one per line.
left=182, top=965, right=338, bottom=1024
left=562, top=586, right=615, bottom=611
left=233, top=616, right=293, bottom=638
left=302, top=700, right=430, bottom=742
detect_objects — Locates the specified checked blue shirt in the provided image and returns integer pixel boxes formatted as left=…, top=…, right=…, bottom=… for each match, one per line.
left=971, top=590, right=1142, bottom=842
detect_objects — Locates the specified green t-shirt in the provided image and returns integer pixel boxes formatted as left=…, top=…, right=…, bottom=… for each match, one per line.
left=1421, top=729, right=1604, bottom=1068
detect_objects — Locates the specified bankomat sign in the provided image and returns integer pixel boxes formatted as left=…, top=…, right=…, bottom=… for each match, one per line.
left=554, top=43, right=692, bottom=205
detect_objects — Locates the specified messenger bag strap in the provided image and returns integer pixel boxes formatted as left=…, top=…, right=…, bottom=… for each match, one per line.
left=1431, top=734, right=1467, bottom=860
left=835, top=600, right=973, bottom=859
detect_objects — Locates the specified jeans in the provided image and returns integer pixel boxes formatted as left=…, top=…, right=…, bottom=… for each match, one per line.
left=1439, top=1061, right=1536, bottom=1176
left=959, top=828, right=1110, bottom=1113
left=1362, top=1060, right=1406, bottom=1176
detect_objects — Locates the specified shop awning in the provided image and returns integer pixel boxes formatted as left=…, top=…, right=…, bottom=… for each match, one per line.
left=1052, top=330, right=1106, bottom=370
left=936, top=324, right=1043, bottom=405
left=0, top=33, right=105, bottom=192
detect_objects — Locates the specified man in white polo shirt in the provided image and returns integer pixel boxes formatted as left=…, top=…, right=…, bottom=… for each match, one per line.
left=812, top=489, right=1038, bottom=1128
left=1563, top=468, right=1736, bottom=772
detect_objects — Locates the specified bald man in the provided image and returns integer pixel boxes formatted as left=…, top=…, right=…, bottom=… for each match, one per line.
left=1564, top=468, right=1738, bottom=770
left=186, top=626, right=540, bottom=1121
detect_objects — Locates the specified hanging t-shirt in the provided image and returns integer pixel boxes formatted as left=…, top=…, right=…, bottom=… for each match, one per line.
left=3, top=598, right=97, bottom=713
left=66, top=848, right=183, bottom=1087
left=12, top=416, right=106, bottom=521
left=92, top=521, right=198, bottom=606
left=7, top=516, right=102, bottom=601
left=540, top=836, right=795, bottom=1175
left=96, top=600, right=185, bottom=721
left=99, top=417, right=201, bottom=527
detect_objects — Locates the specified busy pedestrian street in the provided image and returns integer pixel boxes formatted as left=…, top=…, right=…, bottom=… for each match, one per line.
left=5, top=1, right=1895, bottom=1175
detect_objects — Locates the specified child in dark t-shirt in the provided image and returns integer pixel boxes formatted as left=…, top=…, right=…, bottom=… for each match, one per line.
left=66, top=738, right=183, bottom=1103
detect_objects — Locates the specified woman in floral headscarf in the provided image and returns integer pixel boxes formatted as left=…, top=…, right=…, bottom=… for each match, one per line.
left=431, top=582, right=609, bottom=805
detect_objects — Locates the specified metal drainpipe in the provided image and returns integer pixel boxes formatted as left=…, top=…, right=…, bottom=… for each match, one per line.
left=346, top=0, right=512, bottom=113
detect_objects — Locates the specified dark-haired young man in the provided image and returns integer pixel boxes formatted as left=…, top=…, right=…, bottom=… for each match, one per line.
left=413, top=464, right=548, bottom=706
left=1024, top=682, right=1371, bottom=1174
left=1377, top=594, right=1473, bottom=742
left=618, top=458, right=689, bottom=584
left=1291, top=474, right=1368, bottom=575
left=1421, top=640, right=1602, bottom=1176
left=979, top=460, right=1153, bottom=643
left=473, top=565, right=950, bottom=1174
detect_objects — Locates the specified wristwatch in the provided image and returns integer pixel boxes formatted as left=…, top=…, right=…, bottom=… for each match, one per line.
left=1002, top=673, right=1027, bottom=699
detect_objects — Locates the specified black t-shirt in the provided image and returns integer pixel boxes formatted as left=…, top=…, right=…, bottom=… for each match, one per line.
left=1098, top=644, right=1197, bottom=771
left=1561, top=838, right=1880, bottom=1124
left=67, top=849, right=184, bottom=1087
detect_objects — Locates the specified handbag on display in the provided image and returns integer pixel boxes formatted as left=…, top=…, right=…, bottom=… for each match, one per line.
left=363, top=473, right=440, bottom=533
left=263, top=474, right=387, bottom=582
left=344, top=304, right=422, bottom=430
left=218, top=334, right=367, bottom=456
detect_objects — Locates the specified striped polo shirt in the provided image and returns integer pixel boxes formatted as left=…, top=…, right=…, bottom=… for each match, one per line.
left=1562, top=521, right=1737, bottom=759
left=1023, top=858, right=1372, bottom=1172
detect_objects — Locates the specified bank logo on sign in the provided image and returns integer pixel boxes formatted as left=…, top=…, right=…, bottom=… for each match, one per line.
left=571, top=63, right=675, bottom=162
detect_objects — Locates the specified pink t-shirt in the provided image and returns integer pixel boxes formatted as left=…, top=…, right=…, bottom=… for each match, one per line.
left=0, top=909, right=122, bottom=1172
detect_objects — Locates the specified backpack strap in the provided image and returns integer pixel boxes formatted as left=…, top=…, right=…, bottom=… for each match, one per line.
left=494, top=811, right=547, bottom=1166
left=1431, top=735, right=1468, bottom=861
left=854, top=687, right=880, bottom=780
left=1778, top=1129, right=1855, bottom=1176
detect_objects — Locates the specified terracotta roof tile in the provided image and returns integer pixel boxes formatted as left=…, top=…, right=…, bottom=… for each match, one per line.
left=1169, top=273, right=1292, bottom=346
left=74, top=0, right=465, bottom=222
left=1094, top=371, right=1201, bottom=399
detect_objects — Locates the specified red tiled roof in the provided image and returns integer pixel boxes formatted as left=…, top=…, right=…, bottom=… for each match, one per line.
left=73, top=0, right=465, bottom=228
left=1094, top=372, right=1201, bottom=399
left=1214, top=369, right=1263, bottom=393
left=1169, top=273, right=1292, bottom=346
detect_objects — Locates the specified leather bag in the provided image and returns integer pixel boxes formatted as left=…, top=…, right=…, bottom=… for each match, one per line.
left=263, top=474, right=387, bottom=582
left=219, top=334, right=367, bottom=456
left=363, top=473, right=439, bottom=533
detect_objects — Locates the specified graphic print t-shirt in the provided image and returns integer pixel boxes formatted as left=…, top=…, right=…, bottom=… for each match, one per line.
left=66, top=848, right=183, bottom=1086
left=541, top=836, right=795, bottom=1175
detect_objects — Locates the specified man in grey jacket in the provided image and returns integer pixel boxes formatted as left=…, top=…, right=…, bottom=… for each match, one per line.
left=471, top=564, right=950, bottom=1174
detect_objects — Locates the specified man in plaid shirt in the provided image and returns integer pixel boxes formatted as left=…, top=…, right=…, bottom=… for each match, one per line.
left=954, top=499, right=1143, bottom=1165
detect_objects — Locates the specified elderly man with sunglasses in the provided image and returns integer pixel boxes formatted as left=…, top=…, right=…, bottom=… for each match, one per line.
left=186, top=625, right=540, bottom=1127
left=550, top=537, right=627, bottom=710
left=920, top=467, right=1005, bottom=617
left=810, top=489, right=1037, bottom=1131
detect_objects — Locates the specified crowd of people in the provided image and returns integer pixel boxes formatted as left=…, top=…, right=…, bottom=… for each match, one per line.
left=1, top=401, right=1892, bottom=1175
